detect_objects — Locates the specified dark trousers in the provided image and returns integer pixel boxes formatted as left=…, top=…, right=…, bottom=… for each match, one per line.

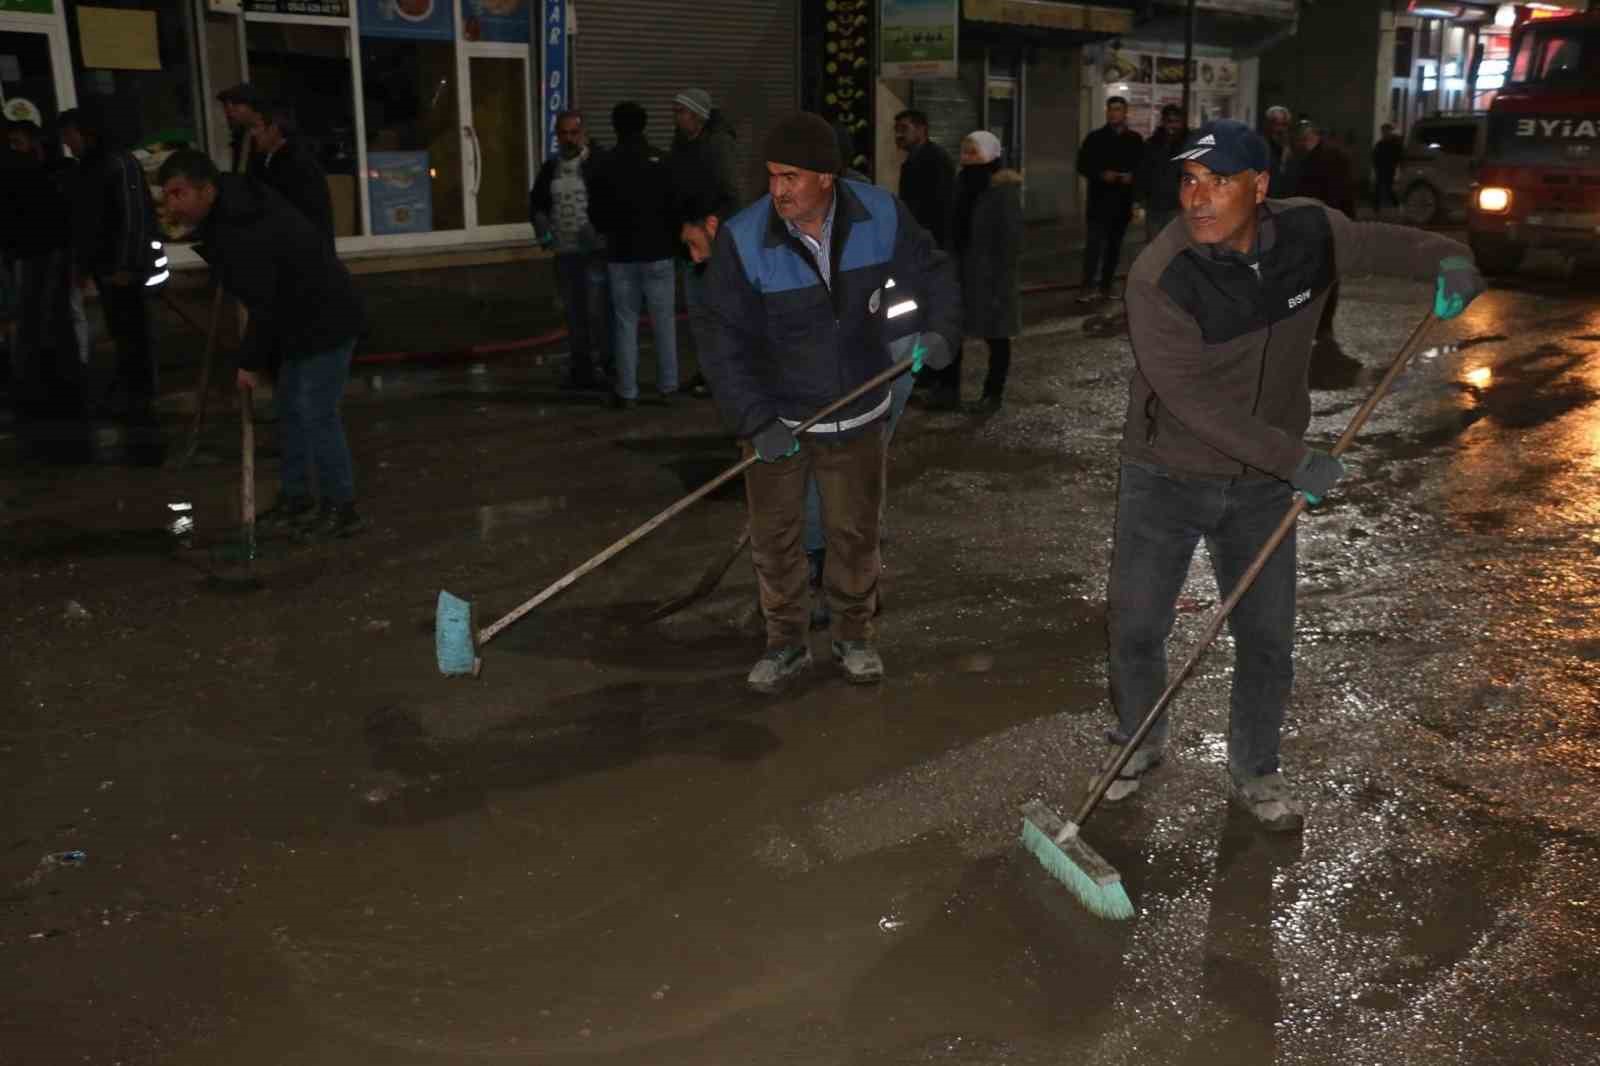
left=554, top=252, right=610, bottom=384
left=981, top=337, right=1011, bottom=398
left=1374, top=171, right=1397, bottom=211
left=1107, top=461, right=1298, bottom=781
left=98, top=279, right=154, bottom=405
left=10, top=252, right=83, bottom=418
left=275, top=338, right=357, bottom=505
left=1082, top=215, right=1130, bottom=293
left=745, top=423, right=886, bottom=648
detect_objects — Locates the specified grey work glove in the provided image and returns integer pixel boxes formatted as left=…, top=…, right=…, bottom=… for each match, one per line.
left=751, top=420, right=799, bottom=463
left=1291, top=449, right=1345, bottom=506
left=912, top=333, right=954, bottom=374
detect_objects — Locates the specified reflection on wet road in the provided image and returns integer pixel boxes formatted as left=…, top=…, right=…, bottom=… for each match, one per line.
left=3, top=273, right=1597, bottom=1066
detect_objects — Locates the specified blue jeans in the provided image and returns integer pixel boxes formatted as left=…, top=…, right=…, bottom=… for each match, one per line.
left=275, top=338, right=356, bottom=505
left=804, top=370, right=915, bottom=554
left=607, top=259, right=678, bottom=400
left=555, top=252, right=610, bottom=382
left=1107, top=460, right=1298, bottom=781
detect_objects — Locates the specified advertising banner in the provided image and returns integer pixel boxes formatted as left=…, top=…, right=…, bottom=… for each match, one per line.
left=463, top=0, right=529, bottom=43
left=0, top=0, right=55, bottom=12
left=359, top=0, right=452, bottom=41
left=368, top=150, right=433, bottom=234
left=881, top=0, right=957, bottom=80
left=541, top=0, right=566, bottom=158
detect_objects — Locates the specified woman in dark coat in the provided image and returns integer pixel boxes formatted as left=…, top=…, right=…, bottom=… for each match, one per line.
left=950, top=130, right=1022, bottom=411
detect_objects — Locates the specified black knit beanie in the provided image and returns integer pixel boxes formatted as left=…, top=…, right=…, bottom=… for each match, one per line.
left=763, top=111, right=843, bottom=175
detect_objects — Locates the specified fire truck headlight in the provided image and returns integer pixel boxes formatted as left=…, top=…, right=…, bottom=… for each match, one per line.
left=1476, top=186, right=1512, bottom=213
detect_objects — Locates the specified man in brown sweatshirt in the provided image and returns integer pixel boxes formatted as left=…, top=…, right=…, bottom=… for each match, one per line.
left=1101, top=119, right=1484, bottom=831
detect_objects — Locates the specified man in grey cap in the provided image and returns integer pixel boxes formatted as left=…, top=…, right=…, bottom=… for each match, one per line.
left=668, top=88, right=741, bottom=397
left=1097, top=118, right=1485, bottom=831
left=697, top=111, right=960, bottom=693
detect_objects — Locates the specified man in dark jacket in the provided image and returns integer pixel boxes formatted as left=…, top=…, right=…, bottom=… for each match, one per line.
left=59, top=103, right=162, bottom=420
left=2, top=127, right=80, bottom=419
left=1372, top=123, right=1403, bottom=214
left=893, top=109, right=955, bottom=250
left=158, top=150, right=366, bottom=538
left=217, top=83, right=267, bottom=177
left=1136, top=104, right=1187, bottom=241
left=253, top=103, right=334, bottom=243
left=530, top=109, right=609, bottom=390
left=1292, top=120, right=1357, bottom=342
left=667, top=88, right=740, bottom=399
left=587, top=101, right=679, bottom=407
left=698, top=112, right=961, bottom=692
left=1263, top=105, right=1296, bottom=198
left=1102, top=119, right=1484, bottom=829
left=1075, top=95, right=1144, bottom=302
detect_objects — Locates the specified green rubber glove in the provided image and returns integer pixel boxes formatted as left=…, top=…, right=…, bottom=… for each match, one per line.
left=911, top=338, right=927, bottom=375
left=1434, top=255, right=1485, bottom=320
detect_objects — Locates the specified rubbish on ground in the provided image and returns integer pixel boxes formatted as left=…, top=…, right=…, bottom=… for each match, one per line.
left=63, top=601, right=91, bottom=622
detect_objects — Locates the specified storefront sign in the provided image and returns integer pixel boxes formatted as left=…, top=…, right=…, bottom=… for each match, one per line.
left=0, top=0, right=55, bottom=13
left=1197, top=0, right=1295, bottom=18
left=463, top=0, right=529, bottom=43
left=881, top=0, right=958, bottom=80
left=78, top=8, right=161, bottom=71
left=359, top=0, right=452, bottom=41
left=1100, top=47, right=1240, bottom=137
left=242, top=0, right=348, bottom=15
left=965, top=0, right=1132, bottom=34
left=541, top=0, right=566, bottom=158
left=368, top=150, right=433, bottom=234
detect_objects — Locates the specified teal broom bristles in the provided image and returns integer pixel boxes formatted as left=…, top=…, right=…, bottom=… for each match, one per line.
left=1019, top=801, right=1135, bottom=921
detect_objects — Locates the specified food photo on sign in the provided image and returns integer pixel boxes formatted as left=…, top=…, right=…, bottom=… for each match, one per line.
left=463, top=0, right=530, bottom=43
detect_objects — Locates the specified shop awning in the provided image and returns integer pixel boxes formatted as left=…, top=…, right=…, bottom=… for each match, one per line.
left=964, top=0, right=1136, bottom=36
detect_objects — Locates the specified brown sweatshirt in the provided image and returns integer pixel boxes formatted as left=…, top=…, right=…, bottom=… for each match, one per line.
left=1121, top=198, right=1469, bottom=479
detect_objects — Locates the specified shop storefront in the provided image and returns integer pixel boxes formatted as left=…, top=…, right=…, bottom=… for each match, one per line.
left=4, top=0, right=545, bottom=264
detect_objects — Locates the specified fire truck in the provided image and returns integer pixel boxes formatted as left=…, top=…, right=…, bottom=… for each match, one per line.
left=1469, top=11, right=1600, bottom=274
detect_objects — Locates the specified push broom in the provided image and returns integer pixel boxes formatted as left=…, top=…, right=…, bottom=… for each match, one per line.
left=1021, top=310, right=1439, bottom=920
left=436, top=346, right=925, bottom=677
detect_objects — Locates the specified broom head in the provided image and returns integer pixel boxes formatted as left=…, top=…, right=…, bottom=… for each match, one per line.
left=1019, top=799, right=1134, bottom=921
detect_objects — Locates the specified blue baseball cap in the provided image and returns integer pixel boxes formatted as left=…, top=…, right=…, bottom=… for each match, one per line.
left=1171, top=119, right=1270, bottom=175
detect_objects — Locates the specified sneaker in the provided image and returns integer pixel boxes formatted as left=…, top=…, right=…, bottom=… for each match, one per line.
left=1088, top=744, right=1165, bottom=804
left=972, top=393, right=1003, bottom=414
left=748, top=644, right=812, bottom=694
left=256, top=494, right=317, bottom=534
left=1229, top=772, right=1305, bottom=833
left=610, top=394, right=637, bottom=410
left=300, top=503, right=367, bottom=541
left=831, top=639, right=884, bottom=684
left=689, top=375, right=711, bottom=398
left=1074, top=290, right=1102, bottom=305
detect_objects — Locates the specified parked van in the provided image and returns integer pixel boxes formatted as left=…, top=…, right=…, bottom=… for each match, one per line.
left=1393, top=113, right=1487, bottom=224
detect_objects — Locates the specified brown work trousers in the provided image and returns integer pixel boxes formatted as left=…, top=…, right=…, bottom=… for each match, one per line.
left=744, top=423, right=886, bottom=648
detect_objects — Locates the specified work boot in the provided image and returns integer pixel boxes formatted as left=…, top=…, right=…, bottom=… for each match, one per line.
left=806, top=548, right=830, bottom=631
left=1230, top=772, right=1305, bottom=833
left=256, top=494, right=316, bottom=535
left=831, top=640, right=884, bottom=684
left=747, top=644, right=811, bottom=694
left=1087, top=743, right=1165, bottom=804
left=301, top=502, right=367, bottom=541
left=926, top=384, right=961, bottom=412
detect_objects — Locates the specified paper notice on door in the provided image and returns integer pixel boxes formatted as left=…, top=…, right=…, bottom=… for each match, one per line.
left=77, top=7, right=162, bottom=71
left=0, top=55, right=21, bottom=83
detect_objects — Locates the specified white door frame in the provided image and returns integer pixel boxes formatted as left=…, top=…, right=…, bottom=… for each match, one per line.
left=0, top=11, right=78, bottom=121
left=457, top=36, right=534, bottom=238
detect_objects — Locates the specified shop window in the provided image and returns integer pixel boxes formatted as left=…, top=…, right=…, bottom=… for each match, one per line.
left=63, top=0, right=197, bottom=151
left=360, top=38, right=463, bottom=233
left=245, top=23, right=361, bottom=236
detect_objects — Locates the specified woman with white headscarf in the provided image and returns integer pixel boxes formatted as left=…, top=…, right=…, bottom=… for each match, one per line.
left=945, top=129, right=1023, bottom=412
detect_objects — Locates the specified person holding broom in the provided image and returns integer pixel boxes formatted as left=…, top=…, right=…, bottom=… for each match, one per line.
left=696, top=111, right=959, bottom=693
left=157, top=149, right=366, bottom=539
left=1101, top=119, right=1484, bottom=830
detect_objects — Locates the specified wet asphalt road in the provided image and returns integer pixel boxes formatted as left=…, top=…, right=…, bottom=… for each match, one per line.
left=2, top=257, right=1598, bottom=1065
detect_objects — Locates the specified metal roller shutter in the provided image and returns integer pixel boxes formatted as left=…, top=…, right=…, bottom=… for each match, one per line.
left=572, top=0, right=799, bottom=210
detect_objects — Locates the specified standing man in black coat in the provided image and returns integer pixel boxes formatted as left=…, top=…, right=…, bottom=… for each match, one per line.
left=1371, top=123, right=1403, bottom=215
left=1137, top=104, right=1188, bottom=241
left=893, top=109, right=955, bottom=250
left=159, top=150, right=366, bottom=538
left=253, top=103, right=335, bottom=244
left=1075, top=95, right=1144, bottom=303
left=58, top=102, right=162, bottom=420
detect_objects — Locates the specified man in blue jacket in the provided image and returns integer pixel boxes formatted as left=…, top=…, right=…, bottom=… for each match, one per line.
left=698, top=111, right=960, bottom=693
